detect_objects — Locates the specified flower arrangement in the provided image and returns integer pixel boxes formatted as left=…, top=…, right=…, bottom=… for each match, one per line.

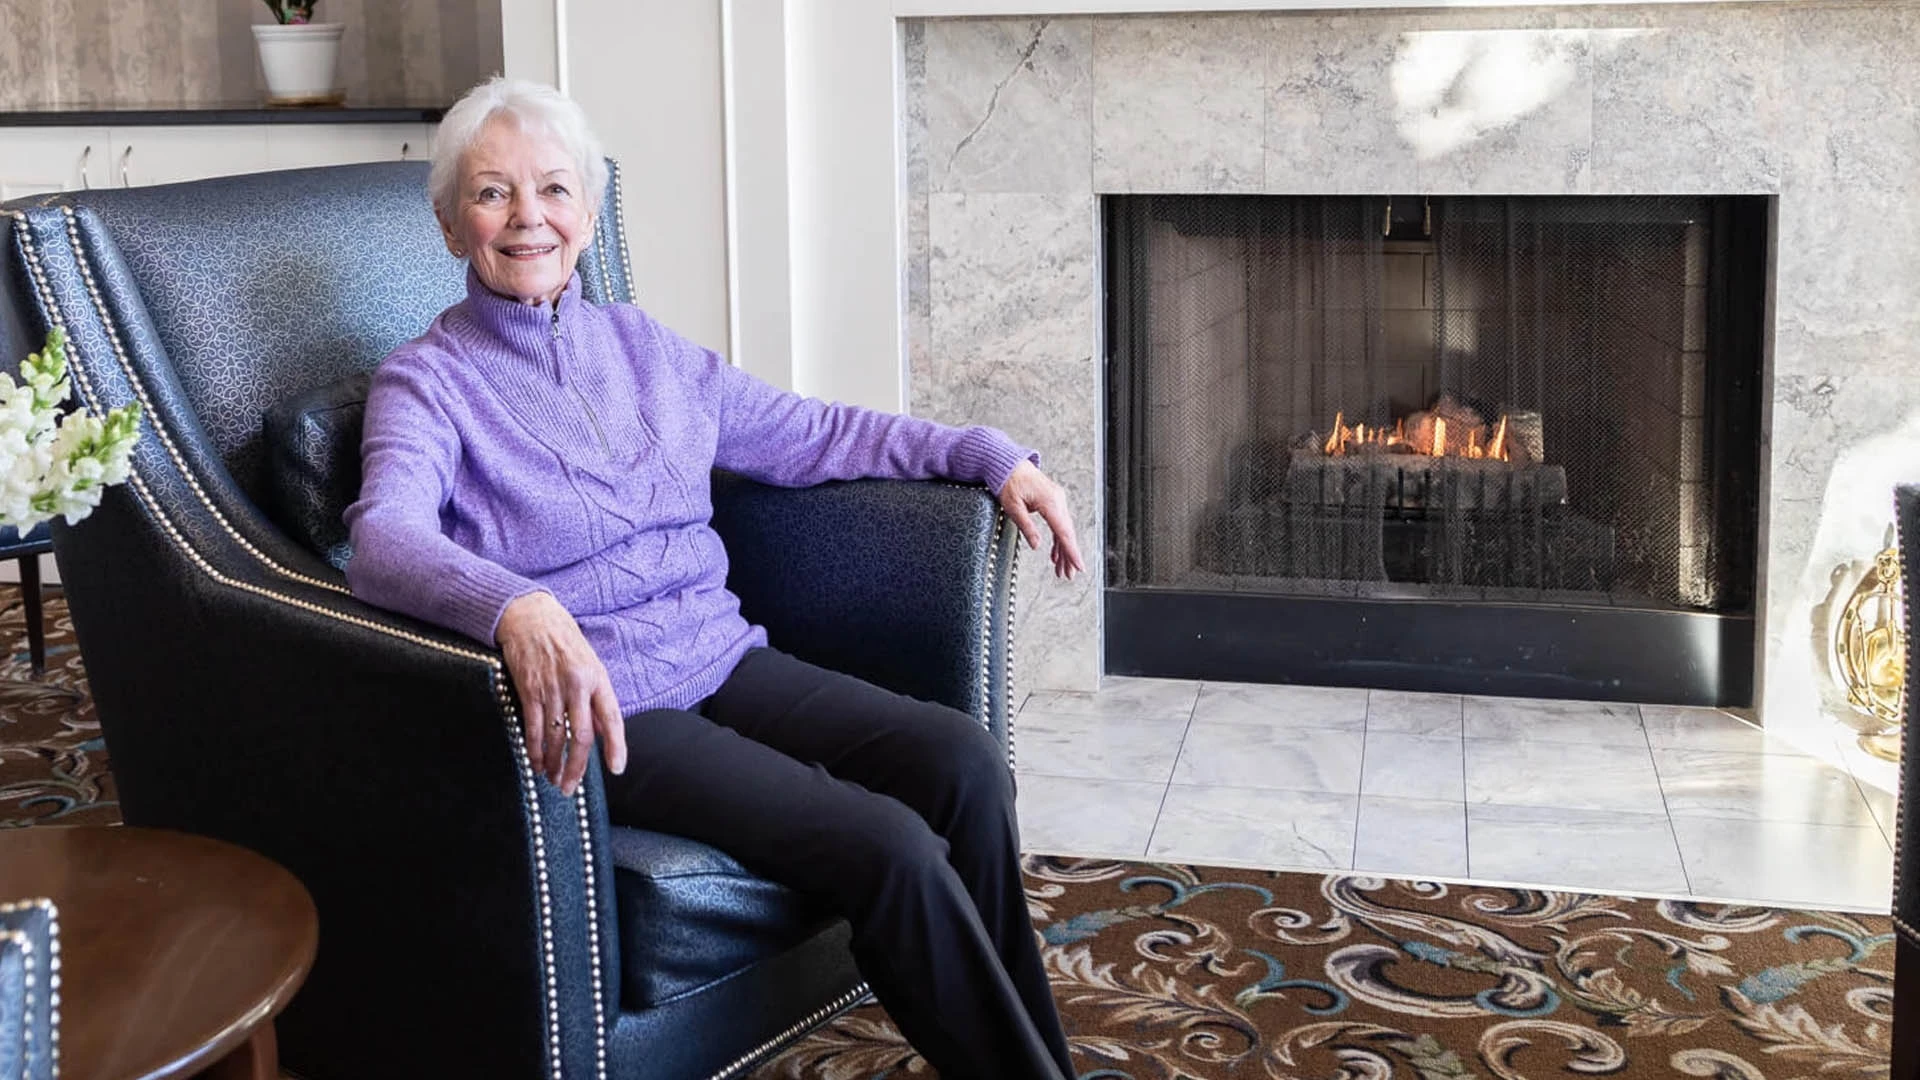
left=0, top=328, right=141, bottom=530
left=261, top=1, right=317, bottom=25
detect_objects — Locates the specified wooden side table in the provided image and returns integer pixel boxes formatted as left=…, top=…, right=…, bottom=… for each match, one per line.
left=0, top=825, right=317, bottom=1080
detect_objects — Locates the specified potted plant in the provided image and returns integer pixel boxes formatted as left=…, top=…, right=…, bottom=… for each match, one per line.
left=253, top=1, right=346, bottom=107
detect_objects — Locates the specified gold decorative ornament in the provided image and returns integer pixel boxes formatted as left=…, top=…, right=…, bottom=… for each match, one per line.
left=1835, top=544, right=1905, bottom=761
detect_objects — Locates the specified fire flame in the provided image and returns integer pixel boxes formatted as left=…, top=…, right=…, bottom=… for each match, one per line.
left=1321, top=410, right=1516, bottom=461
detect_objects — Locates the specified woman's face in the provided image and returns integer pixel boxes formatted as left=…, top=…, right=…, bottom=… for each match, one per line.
left=441, top=117, right=592, bottom=307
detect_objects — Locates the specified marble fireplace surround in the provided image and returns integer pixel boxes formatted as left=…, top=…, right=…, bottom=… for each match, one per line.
left=900, top=1, right=1920, bottom=752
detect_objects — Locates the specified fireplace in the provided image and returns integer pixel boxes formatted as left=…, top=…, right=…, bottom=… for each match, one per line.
left=1104, top=194, right=1768, bottom=705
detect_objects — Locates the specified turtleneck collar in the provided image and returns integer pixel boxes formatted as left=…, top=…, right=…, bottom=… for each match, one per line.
left=459, top=264, right=587, bottom=358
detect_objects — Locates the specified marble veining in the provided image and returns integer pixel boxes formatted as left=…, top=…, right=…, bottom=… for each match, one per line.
left=926, top=19, right=1092, bottom=194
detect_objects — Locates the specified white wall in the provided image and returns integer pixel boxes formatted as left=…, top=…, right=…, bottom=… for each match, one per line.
left=783, top=0, right=902, bottom=409
left=557, top=0, right=734, bottom=357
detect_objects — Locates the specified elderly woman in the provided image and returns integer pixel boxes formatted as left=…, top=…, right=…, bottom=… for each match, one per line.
left=343, top=77, right=1082, bottom=1080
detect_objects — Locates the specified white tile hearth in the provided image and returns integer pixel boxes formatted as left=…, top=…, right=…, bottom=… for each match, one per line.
left=1652, top=749, right=1879, bottom=828
left=1364, top=691, right=1464, bottom=736
left=1014, top=774, right=1165, bottom=859
left=1463, top=740, right=1667, bottom=815
left=1172, top=721, right=1366, bottom=794
left=1192, top=682, right=1369, bottom=731
left=1354, top=796, right=1467, bottom=879
left=1671, top=817, right=1893, bottom=910
left=1462, top=697, right=1647, bottom=746
left=1465, top=804, right=1690, bottom=896
left=1148, top=785, right=1357, bottom=870
left=1013, top=680, right=1894, bottom=912
left=1361, top=734, right=1465, bottom=803
left=1014, top=709, right=1191, bottom=782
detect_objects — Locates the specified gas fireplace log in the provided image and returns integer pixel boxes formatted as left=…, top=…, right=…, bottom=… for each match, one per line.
left=1281, top=456, right=1569, bottom=512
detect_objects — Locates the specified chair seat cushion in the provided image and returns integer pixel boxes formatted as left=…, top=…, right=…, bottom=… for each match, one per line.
left=605, top=824, right=835, bottom=1009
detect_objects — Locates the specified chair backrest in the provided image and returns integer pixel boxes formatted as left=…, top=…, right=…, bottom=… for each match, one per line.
left=3, top=160, right=633, bottom=509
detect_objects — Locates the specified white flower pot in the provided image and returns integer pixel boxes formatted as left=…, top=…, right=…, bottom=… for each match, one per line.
left=252, top=23, right=346, bottom=107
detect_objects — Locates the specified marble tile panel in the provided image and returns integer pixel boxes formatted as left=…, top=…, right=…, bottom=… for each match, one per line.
left=1776, top=188, right=1920, bottom=344
left=1464, top=739, right=1667, bottom=815
left=1011, top=562, right=1101, bottom=695
left=1778, top=2, right=1920, bottom=196
left=1090, top=15, right=1265, bottom=192
left=926, top=19, right=1092, bottom=194
left=1367, top=691, right=1463, bottom=736
left=1014, top=773, right=1164, bottom=858
left=903, top=20, right=931, bottom=365
left=1639, top=705, right=1807, bottom=755
left=1403, top=28, right=1593, bottom=194
left=1353, top=797, right=1468, bottom=879
left=912, top=358, right=1097, bottom=491
left=1192, top=682, right=1370, bottom=731
left=1671, top=816, right=1892, bottom=910
left=1654, top=749, right=1878, bottom=828
left=1461, top=697, right=1647, bottom=746
left=1012, top=709, right=1190, bottom=783
left=1468, top=804, right=1690, bottom=896
left=1149, top=785, right=1358, bottom=871
left=1023, top=675, right=1200, bottom=722
left=928, top=193, right=1098, bottom=368
left=1362, top=734, right=1466, bottom=803
left=1173, top=722, right=1365, bottom=794
left=1262, top=15, right=1419, bottom=193
left=1588, top=12, right=1784, bottom=194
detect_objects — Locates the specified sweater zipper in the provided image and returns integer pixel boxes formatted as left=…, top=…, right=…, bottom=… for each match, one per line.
left=552, top=306, right=613, bottom=459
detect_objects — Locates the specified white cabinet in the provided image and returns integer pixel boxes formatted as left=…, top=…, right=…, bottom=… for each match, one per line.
left=0, top=122, right=437, bottom=196
left=109, top=127, right=269, bottom=187
left=0, top=128, right=112, bottom=200
left=264, top=123, right=432, bottom=170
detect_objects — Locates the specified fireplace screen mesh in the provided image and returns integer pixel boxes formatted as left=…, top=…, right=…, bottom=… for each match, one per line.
left=1105, top=195, right=1762, bottom=613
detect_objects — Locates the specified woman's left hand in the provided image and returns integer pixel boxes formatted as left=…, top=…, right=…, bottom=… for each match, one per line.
left=999, top=460, right=1086, bottom=580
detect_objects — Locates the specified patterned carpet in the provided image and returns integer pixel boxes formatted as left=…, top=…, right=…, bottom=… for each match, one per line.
left=756, top=858, right=1894, bottom=1079
left=0, top=590, right=1894, bottom=1078
left=0, top=588, right=115, bottom=830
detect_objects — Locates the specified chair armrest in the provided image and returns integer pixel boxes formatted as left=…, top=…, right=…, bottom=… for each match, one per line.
left=709, top=472, right=1021, bottom=750
left=52, top=492, right=617, bottom=1080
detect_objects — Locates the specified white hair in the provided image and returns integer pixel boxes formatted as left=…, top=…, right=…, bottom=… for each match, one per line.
left=429, top=77, right=609, bottom=220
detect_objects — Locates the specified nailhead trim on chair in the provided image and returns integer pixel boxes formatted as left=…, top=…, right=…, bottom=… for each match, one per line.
left=54, top=206, right=351, bottom=597
left=0, top=897, right=59, bottom=1079
left=608, top=161, right=636, bottom=293
left=10, top=208, right=592, bottom=1079
left=707, top=981, right=874, bottom=1080
left=573, top=795, right=609, bottom=1080
left=1005, top=532, right=1022, bottom=771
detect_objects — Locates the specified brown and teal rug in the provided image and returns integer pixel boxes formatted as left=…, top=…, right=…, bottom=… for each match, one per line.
left=0, top=589, right=1893, bottom=1078
left=0, top=588, right=115, bottom=829
left=756, top=859, right=1893, bottom=1079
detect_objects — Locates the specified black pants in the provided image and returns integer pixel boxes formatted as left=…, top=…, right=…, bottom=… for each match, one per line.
left=601, top=647, right=1074, bottom=1080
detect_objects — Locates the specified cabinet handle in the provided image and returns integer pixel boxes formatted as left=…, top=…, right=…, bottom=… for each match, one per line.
left=120, top=145, right=133, bottom=188
left=400, top=141, right=411, bottom=161
left=80, top=145, right=92, bottom=190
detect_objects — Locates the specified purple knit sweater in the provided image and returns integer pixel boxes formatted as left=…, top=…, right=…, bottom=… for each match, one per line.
left=344, top=270, right=1034, bottom=713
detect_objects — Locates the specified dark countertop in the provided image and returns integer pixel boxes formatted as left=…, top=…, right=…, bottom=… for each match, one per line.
left=0, top=104, right=446, bottom=127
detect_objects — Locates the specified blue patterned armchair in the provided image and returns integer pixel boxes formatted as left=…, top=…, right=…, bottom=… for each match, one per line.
left=2, top=163, right=1021, bottom=1079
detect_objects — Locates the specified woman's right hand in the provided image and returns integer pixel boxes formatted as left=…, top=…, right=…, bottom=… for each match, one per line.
left=496, top=591, right=629, bottom=796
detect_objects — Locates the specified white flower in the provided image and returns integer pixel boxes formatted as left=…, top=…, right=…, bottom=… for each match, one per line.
left=0, top=328, right=142, bottom=531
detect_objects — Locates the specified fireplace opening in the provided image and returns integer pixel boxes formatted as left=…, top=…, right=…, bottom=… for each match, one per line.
left=1104, top=195, right=1768, bottom=705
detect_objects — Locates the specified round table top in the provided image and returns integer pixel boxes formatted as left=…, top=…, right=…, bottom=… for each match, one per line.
left=0, top=825, right=318, bottom=1080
